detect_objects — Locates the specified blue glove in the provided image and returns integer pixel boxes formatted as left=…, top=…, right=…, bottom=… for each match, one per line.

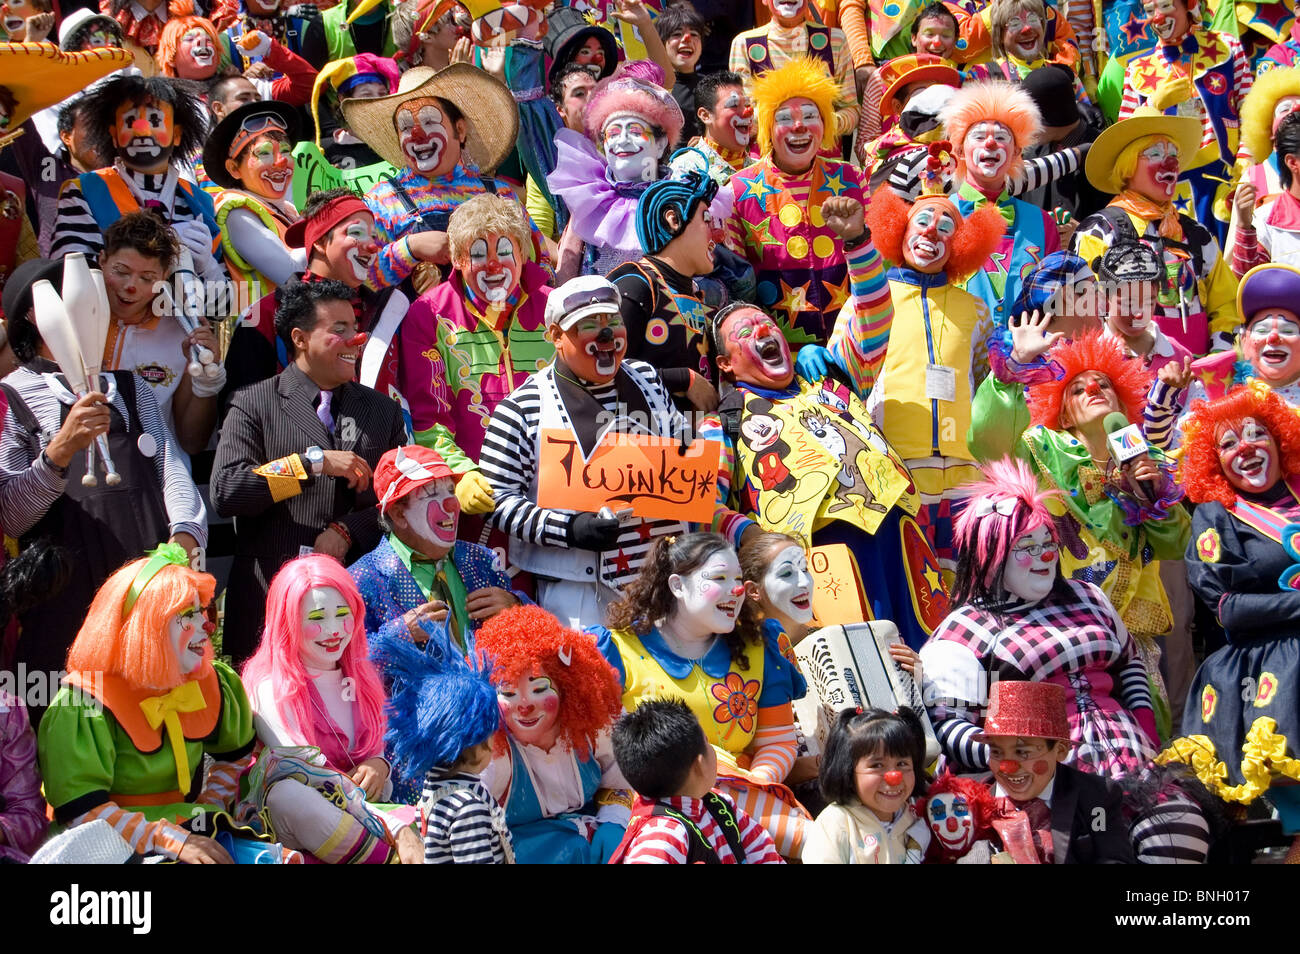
left=794, top=344, right=835, bottom=383
left=589, top=821, right=626, bottom=863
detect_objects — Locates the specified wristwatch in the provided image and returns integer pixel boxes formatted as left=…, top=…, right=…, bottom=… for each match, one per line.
left=304, top=445, right=324, bottom=476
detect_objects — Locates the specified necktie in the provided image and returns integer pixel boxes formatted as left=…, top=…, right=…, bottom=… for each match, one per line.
left=433, top=565, right=463, bottom=652
left=317, top=389, right=335, bottom=433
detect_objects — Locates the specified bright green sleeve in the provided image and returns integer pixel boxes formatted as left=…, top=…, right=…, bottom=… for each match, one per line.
left=525, top=175, right=557, bottom=241
left=38, top=687, right=119, bottom=814
left=968, top=374, right=1033, bottom=465
left=413, top=422, right=476, bottom=473
left=208, top=660, right=256, bottom=758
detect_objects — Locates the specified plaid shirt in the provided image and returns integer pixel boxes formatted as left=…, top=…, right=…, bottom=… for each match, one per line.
left=921, top=578, right=1155, bottom=778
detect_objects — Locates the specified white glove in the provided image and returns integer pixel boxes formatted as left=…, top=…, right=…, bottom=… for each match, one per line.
left=172, top=220, right=225, bottom=283
left=189, top=362, right=228, bottom=397
left=239, top=29, right=272, bottom=60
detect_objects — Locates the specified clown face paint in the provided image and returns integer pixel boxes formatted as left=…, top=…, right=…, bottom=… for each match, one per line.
left=962, top=121, right=1014, bottom=191
left=718, top=307, right=794, bottom=389
left=1130, top=138, right=1180, bottom=202
left=772, top=98, right=823, bottom=174
left=761, top=545, right=814, bottom=624
left=768, top=0, right=806, bottom=26
left=665, top=24, right=702, bottom=72
left=1275, top=95, right=1300, bottom=131
left=298, top=585, right=355, bottom=670
left=466, top=233, right=522, bottom=303
left=176, top=26, right=217, bottom=79
left=114, top=98, right=176, bottom=173
left=602, top=112, right=662, bottom=183
left=1000, top=524, right=1058, bottom=604
left=1001, top=9, right=1044, bottom=60
left=708, top=87, right=753, bottom=151
left=1060, top=371, right=1120, bottom=430
left=1217, top=417, right=1282, bottom=494
left=400, top=476, right=460, bottom=557
left=169, top=596, right=211, bottom=676
left=1143, top=0, right=1188, bottom=43
left=395, top=98, right=451, bottom=176
left=556, top=311, right=627, bottom=383
left=231, top=132, right=293, bottom=200
left=904, top=201, right=956, bottom=272
left=574, top=35, right=607, bottom=70
left=669, top=549, right=746, bottom=637
left=987, top=736, right=1063, bottom=800
left=914, top=15, right=957, bottom=57
left=498, top=674, right=562, bottom=749
left=2, top=0, right=29, bottom=35
left=854, top=749, right=915, bottom=821
left=1243, top=310, right=1300, bottom=386
left=926, top=792, right=976, bottom=853
left=320, top=213, right=378, bottom=287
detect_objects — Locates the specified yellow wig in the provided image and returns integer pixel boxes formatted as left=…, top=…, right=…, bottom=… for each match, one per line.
left=752, top=56, right=841, bottom=157
left=939, top=79, right=1042, bottom=179
left=1241, top=66, right=1300, bottom=163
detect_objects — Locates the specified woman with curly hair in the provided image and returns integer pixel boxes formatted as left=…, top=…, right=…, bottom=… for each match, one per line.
left=474, top=605, right=627, bottom=864
left=1159, top=383, right=1300, bottom=849
left=592, top=532, right=812, bottom=857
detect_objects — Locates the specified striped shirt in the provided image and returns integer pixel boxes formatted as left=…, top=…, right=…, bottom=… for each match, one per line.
left=621, top=792, right=785, bottom=864
left=50, top=166, right=213, bottom=261
left=1129, top=793, right=1212, bottom=864
left=420, top=772, right=513, bottom=864
left=886, top=147, right=1084, bottom=202
left=0, top=364, right=207, bottom=544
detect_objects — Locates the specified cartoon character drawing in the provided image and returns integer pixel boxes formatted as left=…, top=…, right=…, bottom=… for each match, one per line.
left=798, top=409, right=887, bottom=516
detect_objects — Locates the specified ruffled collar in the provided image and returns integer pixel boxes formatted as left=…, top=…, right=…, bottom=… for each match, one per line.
left=640, top=625, right=733, bottom=678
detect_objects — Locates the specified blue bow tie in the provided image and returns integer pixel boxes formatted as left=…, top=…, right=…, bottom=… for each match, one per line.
left=1161, top=33, right=1199, bottom=61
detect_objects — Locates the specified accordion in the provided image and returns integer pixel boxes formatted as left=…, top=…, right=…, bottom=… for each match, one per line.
left=793, top=621, right=940, bottom=763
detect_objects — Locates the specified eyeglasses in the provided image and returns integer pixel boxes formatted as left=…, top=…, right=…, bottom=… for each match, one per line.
left=1010, top=542, right=1058, bottom=558
left=971, top=496, right=1020, bottom=518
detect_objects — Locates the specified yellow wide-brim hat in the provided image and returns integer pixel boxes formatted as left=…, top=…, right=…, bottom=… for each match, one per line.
left=0, top=42, right=134, bottom=134
left=341, top=63, right=518, bottom=174
left=1084, top=106, right=1206, bottom=195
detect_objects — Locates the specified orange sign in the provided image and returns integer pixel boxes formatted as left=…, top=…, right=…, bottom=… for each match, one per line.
left=536, top=429, right=720, bottom=523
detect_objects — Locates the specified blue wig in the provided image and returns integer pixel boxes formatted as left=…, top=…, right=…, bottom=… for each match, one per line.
left=370, top=631, right=500, bottom=781
left=635, top=150, right=719, bottom=255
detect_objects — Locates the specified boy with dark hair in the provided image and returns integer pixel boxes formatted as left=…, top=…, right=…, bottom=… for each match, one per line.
left=671, top=70, right=754, bottom=186
left=656, top=2, right=709, bottom=141
left=610, top=699, right=785, bottom=864
left=911, top=2, right=959, bottom=58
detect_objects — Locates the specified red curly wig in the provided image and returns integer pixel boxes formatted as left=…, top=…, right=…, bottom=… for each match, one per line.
left=866, top=185, right=1006, bottom=282
left=922, top=770, right=997, bottom=863
left=1026, top=331, right=1152, bottom=429
left=1181, top=384, right=1300, bottom=506
left=474, top=605, right=623, bottom=760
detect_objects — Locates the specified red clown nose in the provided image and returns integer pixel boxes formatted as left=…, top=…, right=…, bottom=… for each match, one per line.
left=202, top=620, right=216, bottom=635
left=998, top=760, right=1021, bottom=775
left=884, top=770, right=904, bottom=786
left=730, top=584, right=745, bottom=597
left=346, top=332, right=369, bottom=348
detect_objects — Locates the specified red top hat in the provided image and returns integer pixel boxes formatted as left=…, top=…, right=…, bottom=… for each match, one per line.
left=975, top=681, right=1072, bottom=743
left=374, top=445, right=460, bottom=514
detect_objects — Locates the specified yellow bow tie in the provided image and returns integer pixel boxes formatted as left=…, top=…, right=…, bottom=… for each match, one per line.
left=139, top=680, right=207, bottom=795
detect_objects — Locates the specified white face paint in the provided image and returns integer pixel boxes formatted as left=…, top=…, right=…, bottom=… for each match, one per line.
left=396, top=100, right=448, bottom=173
left=761, top=545, right=814, bottom=624
left=298, top=585, right=355, bottom=670
left=1219, top=418, right=1278, bottom=490
left=963, top=121, right=1014, bottom=185
left=602, top=112, right=662, bottom=183
left=400, top=476, right=461, bottom=555
left=926, top=791, right=976, bottom=852
left=668, top=550, right=746, bottom=637
left=904, top=204, right=956, bottom=270
left=720, top=90, right=753, bottom=146
left=1274, top=95, right=1300, bottom=128
left=168, top=597, right=209, bottom=675
left=1000, top=525, right=1058, bottom=604
left=771, top=0, right=804, bottom=21
left=468, top=235, right=521, bottom=302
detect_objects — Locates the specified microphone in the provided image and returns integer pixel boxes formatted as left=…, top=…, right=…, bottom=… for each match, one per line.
left=1103, top=411, right=1154, bottom=500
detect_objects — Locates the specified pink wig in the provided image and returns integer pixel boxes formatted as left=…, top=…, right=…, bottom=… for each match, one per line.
left=952, top=457, right=1061, bottom=592
left=939, top=79, right=1042, bottom=180
left=583, top=60, right=685, bottom=150
left=242, top=555, right=386, bottom=764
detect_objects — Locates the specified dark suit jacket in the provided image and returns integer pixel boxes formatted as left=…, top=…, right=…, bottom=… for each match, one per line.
left=211, top=362, right=407, bottom=662
left=1049, top=763, right=1135, bottom=864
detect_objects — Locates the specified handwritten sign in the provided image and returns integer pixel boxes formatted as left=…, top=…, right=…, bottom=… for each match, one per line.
left=808, top=544, right=869, bottom=625
left=536, top=428, right=719, bottom=523
left=291, top=142, right=397, bottom=209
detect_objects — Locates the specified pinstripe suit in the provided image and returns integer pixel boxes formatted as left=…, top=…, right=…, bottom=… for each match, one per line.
left=212, top=362, right=407, bottom=663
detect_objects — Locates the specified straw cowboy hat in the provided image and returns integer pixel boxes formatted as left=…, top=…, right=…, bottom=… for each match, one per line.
left=0, top=43, right=134, bottom=135
left=1084, top=106, right=1206, bottom=195
left=341, top=63, right=518, bottom=174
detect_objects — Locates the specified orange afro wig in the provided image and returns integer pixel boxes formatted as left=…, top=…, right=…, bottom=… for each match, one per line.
left=866, top=185, right=1006, bottom=282
left=474, top=605, right=623, bottom=760
left=939, top=79, right=1042, bottom=180
left=1181, top=383, right=1300, bottom=507
left=156, top=15, right=223, bottom=77
left=1025, top=331, right=1152, bottom=429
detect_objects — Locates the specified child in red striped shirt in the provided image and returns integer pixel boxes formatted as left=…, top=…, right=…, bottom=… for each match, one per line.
left=609, top=699, right=785, bottom=864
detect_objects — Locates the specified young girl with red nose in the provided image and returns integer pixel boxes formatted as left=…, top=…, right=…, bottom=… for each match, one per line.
left=802, top=707, right=931, bottom=864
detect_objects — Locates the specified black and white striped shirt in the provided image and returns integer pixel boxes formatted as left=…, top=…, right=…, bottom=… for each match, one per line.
left=1130, top=794, right=1212, bottom=864
left=50, top=167, right=211, bottom=260
left=420, top=772, right=513, bottom=865
left=885, top=147, right=1083, bottom=201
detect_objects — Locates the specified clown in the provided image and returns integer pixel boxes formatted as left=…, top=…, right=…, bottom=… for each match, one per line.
left=38, top=545, right=283, bottom=864
left=724, top=57, right=869, bottom=346
left=940, top=79, right=1061, bottom=333
left=1235, top=109, right=1300, bottom=274
left=703, top=195, right=950, bottom=649
left=1073, top=109, right=1238, bottom=356
left=203, top=100, right=304, bottom=296
left=475, top=605, right=629, bottom=864
left=157, top=14, right=223, bottom=79
left=345, top=63, right=542, bottom=292
left=860, top=53, right=961, bottom=183
left=222, top=0, right=316, bottom=68
left=1218, top=264, right=1300, bottom=408
left=962, top=0, right=1094, bottom=99
left=1159, top=384, right=1300, bottom=848
left=1227, top=67, right=1300, bottom=276
left=49, top=75, right=222, bottom=288
left=306, top=53, right=402, bottom=177
left=669, top=71, right=756, bottom=188
left=858, top=182, right=1005, bottom=571
left=548, top=60, right=689, bottom=280
left=104, top=0, right=238, bottom=54
left=922, top=770, right=996, bottom=863
left=59, top=8, right=125, bottom=51
left=1118, top=0, right=1253, bottom=245
left=480, top=275, right=746, bottom=628
left=969, top=330, right=1190, bottom=733
left=920, top=457, right=1161, bottom=780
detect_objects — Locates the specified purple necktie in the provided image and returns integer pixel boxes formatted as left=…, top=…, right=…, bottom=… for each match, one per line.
left=317, top=389, right=335, bottom=433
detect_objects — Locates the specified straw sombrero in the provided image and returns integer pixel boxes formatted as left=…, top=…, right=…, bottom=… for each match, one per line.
left=341, top=63, right=518, bottom=174
left=0, top=43, right=134, bottom=134
left=1084, top=106, right=1206, bottom=195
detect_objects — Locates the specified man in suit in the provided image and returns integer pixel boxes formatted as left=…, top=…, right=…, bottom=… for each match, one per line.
left=978, top=681, right=1135, bottom=864
left=212, top=278, right=406, bottom=663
